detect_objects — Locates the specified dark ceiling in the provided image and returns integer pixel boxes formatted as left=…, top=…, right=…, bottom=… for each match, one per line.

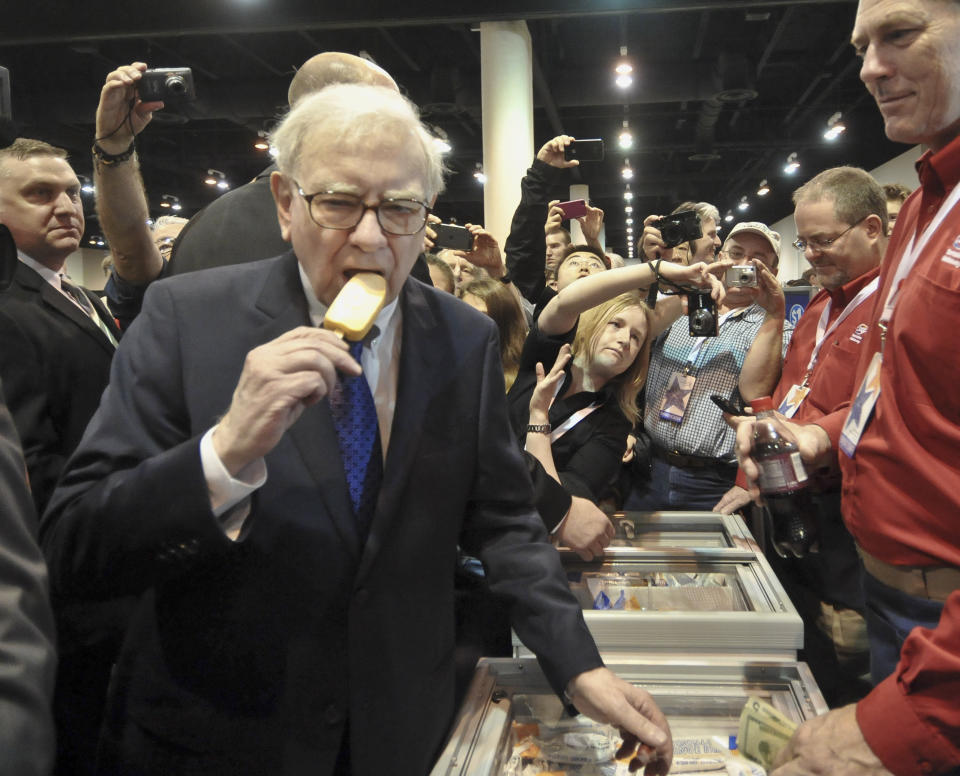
left=1, top=0, right=906, bottom=256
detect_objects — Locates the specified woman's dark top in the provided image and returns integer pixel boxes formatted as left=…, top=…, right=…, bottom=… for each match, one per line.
left=507, top=320, right=631, bottom=505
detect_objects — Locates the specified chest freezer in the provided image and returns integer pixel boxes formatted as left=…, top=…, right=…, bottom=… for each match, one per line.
left=431, top=656, right=827, bottom=776
left=518, top=546, right=802, bottom=658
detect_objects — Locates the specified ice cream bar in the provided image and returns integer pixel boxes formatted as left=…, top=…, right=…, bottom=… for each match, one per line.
left=322, top=272, right=387, bottom=341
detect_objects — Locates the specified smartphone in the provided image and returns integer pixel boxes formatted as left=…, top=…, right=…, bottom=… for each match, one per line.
left=432, top=223, right=474, bottom=251
left=710, top=394, right=744, bottom=415
left=556, top=199, right=588, bottom=219
left=564, top=138, right=605, bottom=162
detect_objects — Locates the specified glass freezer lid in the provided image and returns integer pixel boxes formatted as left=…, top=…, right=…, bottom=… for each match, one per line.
left=607, top=510, right=756, bottom=550
left=566, top=558, right=774, bottom=614
left=431, top=658, right=827, bottom=776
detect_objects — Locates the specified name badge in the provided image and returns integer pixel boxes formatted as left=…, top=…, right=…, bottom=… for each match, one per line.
left=659, top=372, right=696, bottom=423
left=778, top=384, right=810, bottom=419
left=839, top=352, right=882, bottom=458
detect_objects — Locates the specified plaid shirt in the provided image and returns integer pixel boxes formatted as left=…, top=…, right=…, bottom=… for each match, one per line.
left=643, top=303, right=793, bottom=460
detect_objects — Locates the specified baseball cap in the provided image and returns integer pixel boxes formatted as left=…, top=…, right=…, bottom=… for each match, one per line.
left=725, top=221, right=781, bottom=259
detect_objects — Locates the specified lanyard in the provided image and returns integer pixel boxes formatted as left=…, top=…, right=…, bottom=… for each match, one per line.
left=803, top=277, right=879, bottom=375
left=550, top=402, right=602, bottom=443
left=880, top=182, right=960, bottom=331
left=545, top=368, right=604, bottom=443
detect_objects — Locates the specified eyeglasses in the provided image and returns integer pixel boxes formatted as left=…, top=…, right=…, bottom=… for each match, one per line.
left=792, top=215, right=867, bottom=252
left=294, top=183, right=431, bottom=236
left=562, top=257, right=606, bottom=272
left=721, top=248, right=772, bottom=264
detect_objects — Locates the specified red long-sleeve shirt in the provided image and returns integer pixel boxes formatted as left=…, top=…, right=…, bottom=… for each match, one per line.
left=815, top=134, right=960, bottom=775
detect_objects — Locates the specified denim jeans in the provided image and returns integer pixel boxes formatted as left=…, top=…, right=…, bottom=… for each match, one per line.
left=862, top=570, right=946, bottom=685
left=623, top=454, right=737, bottom=512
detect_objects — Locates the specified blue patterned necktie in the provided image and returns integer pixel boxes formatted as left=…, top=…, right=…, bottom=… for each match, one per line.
left=329, top=339, right=383, bottom=534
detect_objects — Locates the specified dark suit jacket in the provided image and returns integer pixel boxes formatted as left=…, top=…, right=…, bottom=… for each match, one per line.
left=41, top=252, right=602, bottom=776
left=0, top=260, right=120, bottom=515
left=0, top=380, right=57, bottom=776
left=169, top=166, right=285, bottom=276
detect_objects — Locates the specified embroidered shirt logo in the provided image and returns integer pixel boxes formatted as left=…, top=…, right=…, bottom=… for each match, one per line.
left=942, top=234, right=960, bottom=267
left=849, top=323, right=869, bottom=344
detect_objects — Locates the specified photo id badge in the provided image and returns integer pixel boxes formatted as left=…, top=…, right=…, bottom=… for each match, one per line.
left=659, top=372, right=696, bottom=423
left=778, top=384, right=810, bottom=419
left=839, top=352, right=882, bottom=458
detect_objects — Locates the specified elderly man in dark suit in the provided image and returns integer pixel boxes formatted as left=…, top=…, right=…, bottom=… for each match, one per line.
left=42, top=83, right=673, bottom=776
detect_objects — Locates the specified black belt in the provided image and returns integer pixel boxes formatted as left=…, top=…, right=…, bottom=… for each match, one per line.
left=654, top=446, right=736, bottom=470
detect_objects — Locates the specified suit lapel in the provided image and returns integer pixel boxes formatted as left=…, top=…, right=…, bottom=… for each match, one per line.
left=17, top=264, right=117, bottom=356
left=356, top=279, right=444, bottom=581
left=254, top=253, right=362, bottom=561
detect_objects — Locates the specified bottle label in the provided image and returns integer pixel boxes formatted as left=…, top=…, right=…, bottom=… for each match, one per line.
left=757, top=451, right=808, bottom=494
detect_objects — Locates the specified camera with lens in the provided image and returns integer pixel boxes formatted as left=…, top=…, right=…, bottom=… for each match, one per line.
left=654, top=209, right=702, bottom=248
left=138, top=68, right=196, bottom=103
left=687, top=291, right=718, bottom=337
left=725, top=265, right=758, bottom=288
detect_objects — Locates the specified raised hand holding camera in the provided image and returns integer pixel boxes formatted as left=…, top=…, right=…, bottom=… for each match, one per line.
left=95, top=62, right=163, bottom=155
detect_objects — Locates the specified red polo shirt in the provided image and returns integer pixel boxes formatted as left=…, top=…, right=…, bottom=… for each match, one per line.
left=815, top=133, right=960, bottom=775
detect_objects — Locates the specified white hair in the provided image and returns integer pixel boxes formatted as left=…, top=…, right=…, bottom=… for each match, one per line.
left=269, top=83, right=446, bottom=200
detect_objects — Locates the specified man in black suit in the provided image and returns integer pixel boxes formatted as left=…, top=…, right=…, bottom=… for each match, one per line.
left=0, top=138, right=121, bottom=515
left=42, top=83, right=673, bottom=776
left=0, top=377, right=56, bottom=776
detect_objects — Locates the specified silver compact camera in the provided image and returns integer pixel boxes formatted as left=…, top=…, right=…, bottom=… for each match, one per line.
left=138, top=68, right=195, bottom=103
left=725, top=265, right=758, bottom=288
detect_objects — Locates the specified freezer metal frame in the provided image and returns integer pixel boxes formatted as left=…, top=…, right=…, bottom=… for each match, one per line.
left=431, top=656, right=828, bottom=776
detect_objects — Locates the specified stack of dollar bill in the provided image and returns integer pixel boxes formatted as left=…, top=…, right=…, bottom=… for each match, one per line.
left=737, top=696, right=799, bottom=770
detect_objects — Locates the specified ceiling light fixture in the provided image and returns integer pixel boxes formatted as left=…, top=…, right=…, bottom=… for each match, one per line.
left=430, top=125, right=452, bottom=154
left=724, top=211, right=735, bottom=223
left=618, top=120, right=633, bottom=150
left=823, top=111, right=846, bottom=141
left=783, top=152, right=800, bottom=175
left=204, top=169, right=230, bottom=190
left=253, top=131, right=270, bottom=151
left=615, top=45, right=633, bottom=89
left=737, top=196, right=750, bottom=212
left=160, top=194, right=182, bottom=211
left=623, top=187, right=633, bottom=201
left=621, top=160, right=633, bottom=180
left=757, top=179, right=770, bottom=196
left=473, top=163, right=486, bottom=185
left=78, top=175, right=95, bottom=195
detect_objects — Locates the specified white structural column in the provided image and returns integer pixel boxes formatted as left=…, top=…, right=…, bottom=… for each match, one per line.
left=480, top=21, right=534, bottom=246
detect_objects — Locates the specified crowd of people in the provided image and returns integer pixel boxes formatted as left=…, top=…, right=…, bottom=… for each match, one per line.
left=0, top=0, right=957, bottom=774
